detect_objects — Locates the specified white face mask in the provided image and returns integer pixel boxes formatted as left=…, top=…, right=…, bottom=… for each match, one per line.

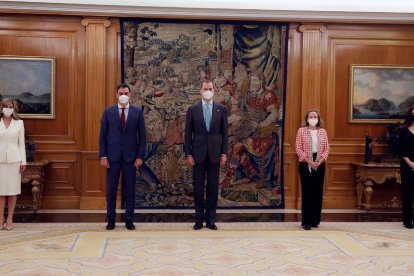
left=308, top=118, right=318, bottom=127
left=202, top=90, right=214, bottom=100
left=118, top=95, right=129, bottom=104
left=2, top=107, right=14, bottom=117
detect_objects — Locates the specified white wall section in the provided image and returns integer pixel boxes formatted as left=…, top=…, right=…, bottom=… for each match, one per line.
left=0, top=0, right=413, bottom=23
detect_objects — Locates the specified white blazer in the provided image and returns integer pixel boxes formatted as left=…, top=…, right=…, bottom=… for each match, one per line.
left=0, top=118, right=26, bottom=165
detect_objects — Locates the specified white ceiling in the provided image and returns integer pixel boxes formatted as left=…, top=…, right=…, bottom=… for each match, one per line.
left=0, top=0, right=414, bottom=23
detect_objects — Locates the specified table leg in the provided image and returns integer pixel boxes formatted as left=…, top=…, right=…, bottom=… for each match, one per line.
left=364, top=181, right=373, bottom=210
left=31, top=176, right=40, bottom=214
left=356, top=180, right=364, bottom=209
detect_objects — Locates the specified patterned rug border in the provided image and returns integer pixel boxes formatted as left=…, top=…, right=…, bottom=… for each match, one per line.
left=1, top=222, right=412, bottom=247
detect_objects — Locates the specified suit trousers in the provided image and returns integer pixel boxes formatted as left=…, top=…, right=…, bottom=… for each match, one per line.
left=401, top=165, right=414, bottom=226
left=106, top=160, right=136, bottom=221
left=193, top=154, right=220, bottom=223
left=299, top=154, right=325, bottom=227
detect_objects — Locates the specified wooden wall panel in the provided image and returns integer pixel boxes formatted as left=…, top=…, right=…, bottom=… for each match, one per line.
left=331, top=44, right=414, bottom=142
left=2, top=14, right=414, bottom=210
left=283, top=24, right=302, bottom=208
left=0, top=15, right=85, bottom=208
left=44, top=161, right=77, bottom=193
left=324, top=26, right=414, bottom=144
left=284, top=23, right=414, bottom=208
left=324, top=160, right=357, bottom=208
left=35, top=151, right=81, bottom=208
left=80, top=152, right=107, bottom=209
left=79, top=18, right=121, bottom=208
left=0, top=16, right=85, bottom=148
left=82, top=17, right=111, bottom=151
left=321, top=25, right=414, bottom=208
left=298, top=24, right=326, bottom=112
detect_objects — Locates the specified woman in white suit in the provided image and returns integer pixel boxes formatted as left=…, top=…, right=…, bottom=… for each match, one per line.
left=0, top=98, right=26, bottom=230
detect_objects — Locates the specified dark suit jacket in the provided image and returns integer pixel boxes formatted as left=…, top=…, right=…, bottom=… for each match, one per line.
left=99, top=105, right=146, bottom=163
left=184, top=101, right=228, bottom=163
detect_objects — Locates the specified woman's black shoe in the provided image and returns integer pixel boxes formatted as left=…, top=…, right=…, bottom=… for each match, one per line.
left=404, top=224, right=414, bottom=229
left=304, top=226, right=311, bottom=230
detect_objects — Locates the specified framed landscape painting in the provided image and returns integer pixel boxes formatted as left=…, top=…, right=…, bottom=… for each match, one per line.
left=0, top=56, right=55, bottom=119
left=349, top=65, right=414, bottom=124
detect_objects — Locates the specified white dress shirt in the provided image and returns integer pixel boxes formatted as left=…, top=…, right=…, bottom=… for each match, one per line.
left=118, top=103, right=130, bottom=122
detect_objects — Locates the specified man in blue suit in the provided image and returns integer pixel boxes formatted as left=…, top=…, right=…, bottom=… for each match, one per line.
left=185, top=81, right=229, bottom=230
left=99, top=83, right=146, bottom=230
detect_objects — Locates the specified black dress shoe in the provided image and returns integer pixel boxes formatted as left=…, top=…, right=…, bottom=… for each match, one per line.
left=404, top=224, right=414, bottom=229
left=106, top=220, right=115, bottom=230
left=304, top=226, right=311, bottom=230
left=125, top=221, right=135, bottom=230
left=206, top=222, right=218, bottom=230
left=193, top=222, right=203, bottom=230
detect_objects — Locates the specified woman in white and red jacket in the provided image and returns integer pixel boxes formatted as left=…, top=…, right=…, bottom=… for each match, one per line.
left=295, top=109, right=330, bottom=230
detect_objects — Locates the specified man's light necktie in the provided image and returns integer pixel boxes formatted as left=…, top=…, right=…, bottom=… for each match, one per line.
left=205, top=103, right=211, bottom=131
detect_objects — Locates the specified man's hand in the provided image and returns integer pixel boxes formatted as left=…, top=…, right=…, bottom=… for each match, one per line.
left=135, top=158, right=143, bottom=168
left=220, top=155, right=227, bottom=167
left=187, top=155, right=195, bottom=166
left=100, top=158, right=110, bottom=168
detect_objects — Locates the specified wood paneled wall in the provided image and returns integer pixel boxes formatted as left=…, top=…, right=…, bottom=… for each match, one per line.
left=1, top=14, right=413, bottom=209
left=0, top=14, right=121, bottom=209
left=284, top=23, right=414, bottom=208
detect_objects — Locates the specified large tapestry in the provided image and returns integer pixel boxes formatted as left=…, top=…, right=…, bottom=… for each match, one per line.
left=122, top=20, right=288, bottom=208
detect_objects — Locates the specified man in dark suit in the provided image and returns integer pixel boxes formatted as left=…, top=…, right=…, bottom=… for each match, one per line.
left=99, top=83, right=146, bottom=230
left=185, top=81, right=229, bottom=230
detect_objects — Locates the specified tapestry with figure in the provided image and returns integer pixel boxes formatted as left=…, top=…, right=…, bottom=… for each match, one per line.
left=122, top=20, right=288, bottom=208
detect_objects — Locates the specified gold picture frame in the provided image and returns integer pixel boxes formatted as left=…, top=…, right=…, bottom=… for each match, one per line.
left=0, top=55, right=55, bottom=119
left=349, top=64, right=414, bottom=124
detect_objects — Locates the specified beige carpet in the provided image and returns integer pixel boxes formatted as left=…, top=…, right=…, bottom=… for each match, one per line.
left=1, top=222, right=414, bottom=275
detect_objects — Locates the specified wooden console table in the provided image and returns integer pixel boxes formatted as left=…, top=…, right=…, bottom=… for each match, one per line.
left=352, top=162, right=400, bottom=210
left=20, top=161, right=49, bottom=213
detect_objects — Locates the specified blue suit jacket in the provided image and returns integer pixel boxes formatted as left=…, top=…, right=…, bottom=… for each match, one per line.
left=99, top=105, right=146, bottom=163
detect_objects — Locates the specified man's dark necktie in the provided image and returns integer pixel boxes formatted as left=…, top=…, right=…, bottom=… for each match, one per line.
left=121, top=107, right=126, bottom=129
